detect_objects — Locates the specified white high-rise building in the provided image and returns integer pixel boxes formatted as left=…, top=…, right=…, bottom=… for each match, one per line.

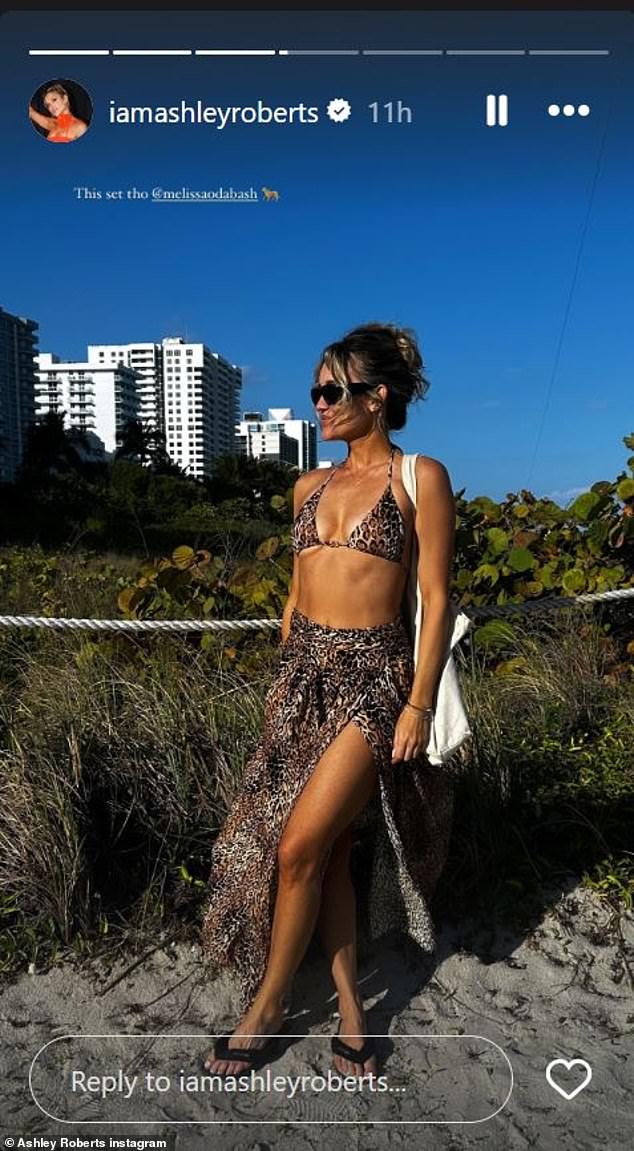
left=237, top=413, right=299, bottom=468
left=236, top=408, right=317, bottom=472
left=87, top=342, right=163, bottom=431
left=86, top=337, right=241, bottom=477
left=35, top=353, right=140, bottom=457
left=267, top=408, right=317, bottom=471
left=0, top=306, right=38, bottom=483
left=162, top=337, right=241, bottom=478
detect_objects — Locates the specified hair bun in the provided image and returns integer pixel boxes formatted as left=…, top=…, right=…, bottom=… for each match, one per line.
left=393, top=327, right=422, bottom=374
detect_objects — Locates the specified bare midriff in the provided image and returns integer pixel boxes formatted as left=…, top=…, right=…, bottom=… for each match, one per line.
left=293, top=461, right=415, bottom=629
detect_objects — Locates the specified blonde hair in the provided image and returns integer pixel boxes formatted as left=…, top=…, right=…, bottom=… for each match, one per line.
left=43, top=83, right=70, bottom=108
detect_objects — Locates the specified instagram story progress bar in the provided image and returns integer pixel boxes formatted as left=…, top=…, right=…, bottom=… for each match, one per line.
left=26, top=47, right=612, bottom=57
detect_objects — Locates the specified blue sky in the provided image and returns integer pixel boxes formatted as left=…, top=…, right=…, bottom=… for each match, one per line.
left=2, top=9, right=633, bottom=503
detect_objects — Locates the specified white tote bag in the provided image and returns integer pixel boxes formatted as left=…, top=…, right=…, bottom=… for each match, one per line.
left=400, top=453, right=473, bottom=766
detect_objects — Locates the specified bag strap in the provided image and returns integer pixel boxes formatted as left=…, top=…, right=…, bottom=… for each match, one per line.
left=399, top=452, right=418, bottom=507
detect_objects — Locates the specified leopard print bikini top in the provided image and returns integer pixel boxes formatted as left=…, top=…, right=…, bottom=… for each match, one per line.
left=292, top=445, right=407, bottom=568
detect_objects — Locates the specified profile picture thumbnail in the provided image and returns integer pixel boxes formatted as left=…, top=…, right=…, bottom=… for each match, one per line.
left=28, top=78, right=93, bottom=143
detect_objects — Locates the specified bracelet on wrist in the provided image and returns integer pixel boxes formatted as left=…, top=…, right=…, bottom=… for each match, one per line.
left=405, top=701, right=434, bottom=719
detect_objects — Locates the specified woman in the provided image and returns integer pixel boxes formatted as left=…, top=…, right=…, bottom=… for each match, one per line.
left=201, top=322, right=456, bottom=1080
left=28, top=83, right=88, bottom=142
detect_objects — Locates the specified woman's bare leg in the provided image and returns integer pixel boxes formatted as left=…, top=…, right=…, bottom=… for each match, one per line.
left=317, top=829, right=377, bottom=1078
left=204, top=720, right=378, bottom=1075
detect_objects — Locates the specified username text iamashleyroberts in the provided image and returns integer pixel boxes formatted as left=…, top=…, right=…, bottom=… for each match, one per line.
left=109, top=99, right=320, bottom=129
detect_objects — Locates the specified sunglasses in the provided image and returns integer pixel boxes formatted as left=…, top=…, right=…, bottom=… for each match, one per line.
left=310, top=381, right=374, bottom=406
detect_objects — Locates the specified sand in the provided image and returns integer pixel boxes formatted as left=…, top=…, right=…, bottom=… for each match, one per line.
left=1, top=879, right=632, bottom=1151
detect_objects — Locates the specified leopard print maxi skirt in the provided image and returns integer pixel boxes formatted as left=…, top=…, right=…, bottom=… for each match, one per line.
left=200, top=605, right=454, bottom=1011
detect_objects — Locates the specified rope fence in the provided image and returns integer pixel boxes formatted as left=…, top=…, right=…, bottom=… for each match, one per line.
left=0, top=586, right=632, bottom=634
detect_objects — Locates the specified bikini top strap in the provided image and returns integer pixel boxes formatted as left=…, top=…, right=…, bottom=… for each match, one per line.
left=388, top=444, right=395, bottom=482
left=320, top=463, right=338, bottom=490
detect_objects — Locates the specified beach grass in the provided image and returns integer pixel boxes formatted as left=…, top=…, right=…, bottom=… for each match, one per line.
left=0, top=548, right=632, bottom=981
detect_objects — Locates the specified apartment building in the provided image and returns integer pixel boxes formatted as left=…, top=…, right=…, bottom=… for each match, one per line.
left=0, top=306, right=38, bottom=483
left=87, top=342, right=164, bottom=431
left=160, top=337, right=241, bottom=477
left=236, top=407, right=317, bottom=472
left=86, top=337, right=241, bottom=477
left=35, top=352, right=140, bottom=456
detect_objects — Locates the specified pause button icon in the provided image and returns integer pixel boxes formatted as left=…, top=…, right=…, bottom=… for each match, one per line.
left=486, top=94, right=509, bottom=126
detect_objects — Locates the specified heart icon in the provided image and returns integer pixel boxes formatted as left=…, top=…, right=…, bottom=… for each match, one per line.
left=546, top=1059, right=593, bottom=1100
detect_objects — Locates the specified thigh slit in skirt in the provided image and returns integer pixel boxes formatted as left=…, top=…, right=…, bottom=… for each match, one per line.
left=201, top=606, right=454, bottom=1011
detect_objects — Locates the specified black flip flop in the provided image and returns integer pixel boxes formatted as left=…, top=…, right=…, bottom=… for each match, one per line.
left=331, top=1024, right=377, bottom=1073
left=210, top=1032, right=280, bottom=1073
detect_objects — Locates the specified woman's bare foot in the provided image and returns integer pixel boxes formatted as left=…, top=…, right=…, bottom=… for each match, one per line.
left=332, top=997, right=378, bottom=1079
left=204, top=996, right=288, bottom=1076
